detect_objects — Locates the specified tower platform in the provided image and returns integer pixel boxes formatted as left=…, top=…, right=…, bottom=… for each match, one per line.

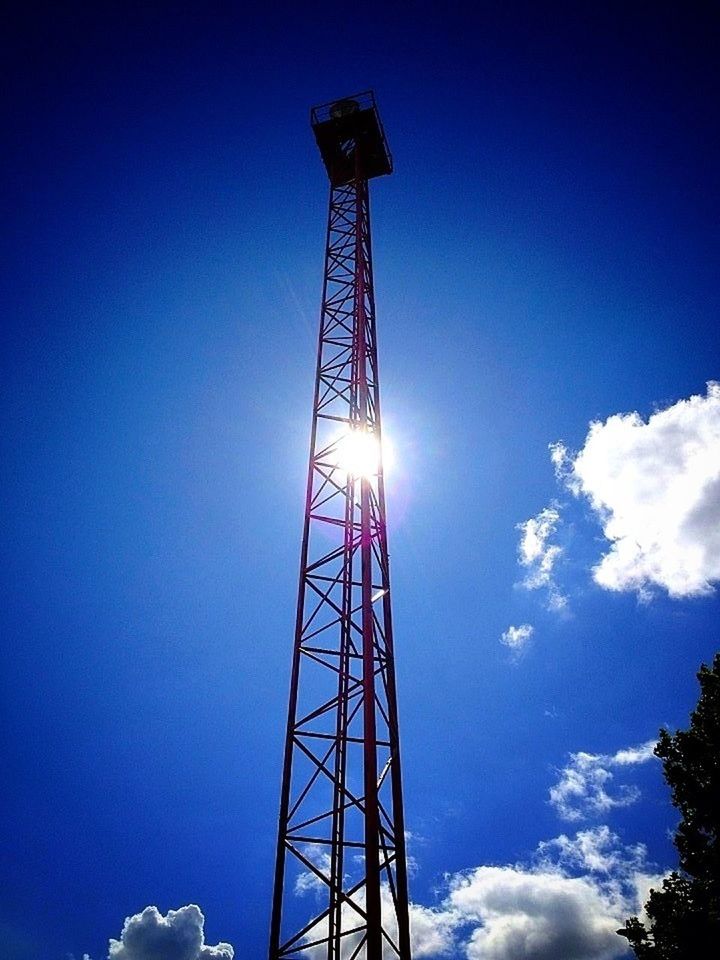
left=311, top=90, right=393, bottom=186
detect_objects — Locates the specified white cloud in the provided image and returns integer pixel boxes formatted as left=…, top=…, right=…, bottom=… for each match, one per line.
left=409, top=901, right=459, bottom=957
left=500, top=624, right=534, bottom=659
left=612, top=742, right=657, bottom=766
left=516, top=507, right=568, bottom=611
left=410, top=827, right=660, bottom=960
left=552, top=381, right=720, bottom=598
left=538, top=825, right=648, bottom=876
left=549, top=740, right=657, bottom=822
left=453, top=865, right=623, bottom=960
left=108, top=905, right=233, bottom=960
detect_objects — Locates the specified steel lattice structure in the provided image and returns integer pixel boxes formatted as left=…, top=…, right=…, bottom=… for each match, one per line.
left=269, top=93, right=412, bottom=960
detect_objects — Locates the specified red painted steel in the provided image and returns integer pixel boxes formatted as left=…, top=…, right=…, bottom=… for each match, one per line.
left=269, top=94, right=411, bottom=960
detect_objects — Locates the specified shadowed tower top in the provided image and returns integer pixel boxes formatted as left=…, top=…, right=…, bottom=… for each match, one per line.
left=311, top=90, right=393, bottom=186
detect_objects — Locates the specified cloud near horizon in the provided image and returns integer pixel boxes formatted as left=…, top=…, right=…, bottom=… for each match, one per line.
left=549, top=740, right=657, bottom=822
left=408, top=825, right=661, bottom=960
left=552, top=381, right=720, bottom=599
left=108, top=905, right=233, bottom=960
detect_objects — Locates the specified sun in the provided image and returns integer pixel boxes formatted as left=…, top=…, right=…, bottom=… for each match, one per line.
left=334, top=427, right=393, bottom=479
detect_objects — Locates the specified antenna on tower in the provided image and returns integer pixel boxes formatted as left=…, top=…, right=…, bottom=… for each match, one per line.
left=268, top=92, right=412, bottom=960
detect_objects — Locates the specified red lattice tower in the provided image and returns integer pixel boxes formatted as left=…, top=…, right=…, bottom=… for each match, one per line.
left=269, top=92, right=412, bottom=960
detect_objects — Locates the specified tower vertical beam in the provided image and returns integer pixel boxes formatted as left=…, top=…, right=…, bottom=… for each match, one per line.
left=355, top=162, right=382, bottom=959
left=269, top=92, right=410, bottom=960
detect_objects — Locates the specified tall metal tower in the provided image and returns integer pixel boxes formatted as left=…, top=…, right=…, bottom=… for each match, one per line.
left=269, top=92, right=412, bottom=960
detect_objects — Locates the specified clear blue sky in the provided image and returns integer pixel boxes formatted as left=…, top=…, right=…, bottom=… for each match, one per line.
left=1, top=3, right=719, bottom=959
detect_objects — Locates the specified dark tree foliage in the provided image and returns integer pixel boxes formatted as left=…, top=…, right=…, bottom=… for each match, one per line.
left=618, top=653, right=720, bottom=958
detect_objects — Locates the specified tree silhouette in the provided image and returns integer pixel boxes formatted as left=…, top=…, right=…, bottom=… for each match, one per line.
left=618, top=653, right=720, bottom=957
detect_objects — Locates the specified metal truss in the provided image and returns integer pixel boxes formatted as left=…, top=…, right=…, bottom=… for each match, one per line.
left=269, top=164, right=411, bottom=960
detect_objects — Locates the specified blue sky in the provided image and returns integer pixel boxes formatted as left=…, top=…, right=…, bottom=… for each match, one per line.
left=1, top=2, right=719, bottom=959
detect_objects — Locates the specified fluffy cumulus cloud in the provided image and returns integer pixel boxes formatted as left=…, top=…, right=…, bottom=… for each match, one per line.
left=516, top=507, right=568, bottom=611
left=549, top=740, right=657, bottom=822
left=552, top=381, right=720, bottom=598
left=108, top=905, right=234, bottom=960
left=500, top=623, right=534, bottom=659
left=407, top=827, right=661, bottom=960
left=452, top=866, right=621, bottom=960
